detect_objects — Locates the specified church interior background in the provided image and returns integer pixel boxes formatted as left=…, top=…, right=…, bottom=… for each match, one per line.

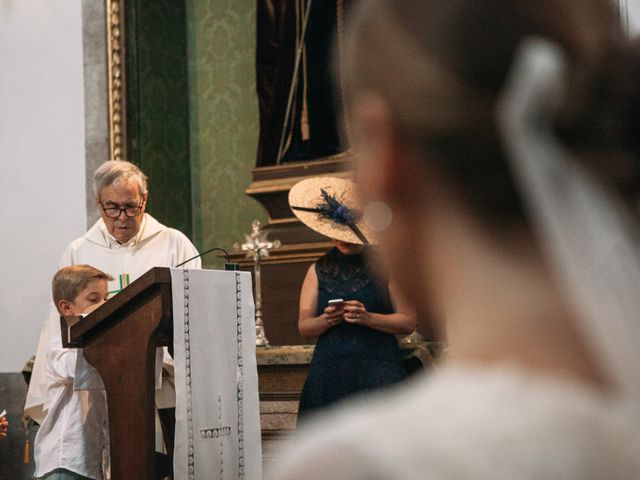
left=1, top=0, right=639, bottom=478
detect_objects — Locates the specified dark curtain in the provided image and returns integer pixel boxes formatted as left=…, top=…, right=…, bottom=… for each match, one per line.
left=256, top=0, right=349, bottom=167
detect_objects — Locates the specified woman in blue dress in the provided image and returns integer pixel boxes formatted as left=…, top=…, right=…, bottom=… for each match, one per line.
left=289, top=177, right=416, bottom=419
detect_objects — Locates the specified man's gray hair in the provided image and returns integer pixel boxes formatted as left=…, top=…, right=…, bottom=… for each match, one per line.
left=93, top=160, right=148, bottom=198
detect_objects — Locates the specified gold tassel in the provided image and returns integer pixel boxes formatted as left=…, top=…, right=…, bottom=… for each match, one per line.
left=24, top=438, right=30, bottom=464
left=301, top=45, right=310, bottom=141
left=298, top=0, right=310, bottom=141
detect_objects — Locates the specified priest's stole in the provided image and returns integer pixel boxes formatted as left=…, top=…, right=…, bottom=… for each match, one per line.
left=171, top=269, right=262, bottom=480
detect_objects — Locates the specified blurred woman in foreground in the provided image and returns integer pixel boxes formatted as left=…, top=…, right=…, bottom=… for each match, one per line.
left=272, top=0, right=640, bottom=478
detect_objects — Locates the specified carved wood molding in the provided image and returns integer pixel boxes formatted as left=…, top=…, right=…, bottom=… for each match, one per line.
left=106, top=0, right=127, bottom=161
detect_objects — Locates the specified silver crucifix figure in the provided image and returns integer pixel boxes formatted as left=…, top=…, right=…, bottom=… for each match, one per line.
left=234, top=220, right=281, bottom=346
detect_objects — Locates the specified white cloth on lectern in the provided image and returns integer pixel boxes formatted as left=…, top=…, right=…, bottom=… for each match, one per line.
left=171, top=268, right=262, bottom=480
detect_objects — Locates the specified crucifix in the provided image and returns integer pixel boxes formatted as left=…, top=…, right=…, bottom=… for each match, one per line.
left=234, top=220, right=281, bottom=346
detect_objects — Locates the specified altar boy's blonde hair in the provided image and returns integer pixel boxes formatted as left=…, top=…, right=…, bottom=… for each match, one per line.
left=52, top=265, right=113, bottom=313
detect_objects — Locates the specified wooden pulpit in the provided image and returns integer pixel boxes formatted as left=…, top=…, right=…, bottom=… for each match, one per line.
left=61, top=267, right=173, bottom=480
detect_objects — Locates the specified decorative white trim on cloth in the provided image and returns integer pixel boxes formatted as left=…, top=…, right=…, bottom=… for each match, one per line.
left=171, top=268, right=262, bottom=479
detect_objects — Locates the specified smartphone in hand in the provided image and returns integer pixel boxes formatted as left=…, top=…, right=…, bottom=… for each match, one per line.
left=327, top=298, right=344, bottom=310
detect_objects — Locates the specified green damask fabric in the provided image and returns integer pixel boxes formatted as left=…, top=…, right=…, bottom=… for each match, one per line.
left=125, top=0, right=267, bottom=265
left=126, top=0, right=193, bottom=239
left=188, top=0, right=267, bottom=263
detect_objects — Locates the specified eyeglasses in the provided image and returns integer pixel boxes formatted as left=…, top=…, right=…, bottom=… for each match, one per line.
left=99, top=200, right=145, bottom=218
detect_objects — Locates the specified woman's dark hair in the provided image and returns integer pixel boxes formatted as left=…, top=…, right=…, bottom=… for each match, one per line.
left=317, top=247, right=346, bottom=278
left=344, top=0, right=640, bottom=226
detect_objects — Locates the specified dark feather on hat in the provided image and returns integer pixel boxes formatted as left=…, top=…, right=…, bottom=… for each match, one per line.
left=318, top=189, right=356, bottom=225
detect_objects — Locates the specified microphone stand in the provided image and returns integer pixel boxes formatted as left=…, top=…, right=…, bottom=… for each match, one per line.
left=174, top=247, right=238, bottom=270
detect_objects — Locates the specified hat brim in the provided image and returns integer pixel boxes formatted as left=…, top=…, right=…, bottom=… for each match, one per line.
left=288, top=176, right=377, bottom=245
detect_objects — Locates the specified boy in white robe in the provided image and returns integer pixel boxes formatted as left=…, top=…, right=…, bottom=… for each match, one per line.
left=34, top=265, right=112, bottom=480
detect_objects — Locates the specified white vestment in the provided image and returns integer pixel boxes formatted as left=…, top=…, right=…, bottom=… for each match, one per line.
left=26, top=213, right=200, bottom=424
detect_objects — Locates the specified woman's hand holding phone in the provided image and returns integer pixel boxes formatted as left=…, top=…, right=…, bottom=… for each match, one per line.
left=324, top=299, right=344, bottom=327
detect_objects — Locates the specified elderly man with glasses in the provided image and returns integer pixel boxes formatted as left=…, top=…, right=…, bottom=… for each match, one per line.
left=26, top=160, right=200, bottom=479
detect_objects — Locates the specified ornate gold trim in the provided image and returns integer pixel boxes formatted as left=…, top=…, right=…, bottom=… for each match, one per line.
left=106, top=0, right=126, bottom=161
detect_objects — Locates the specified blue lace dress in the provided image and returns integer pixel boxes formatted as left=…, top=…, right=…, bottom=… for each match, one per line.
left=298, top=248, right=406, bottom=419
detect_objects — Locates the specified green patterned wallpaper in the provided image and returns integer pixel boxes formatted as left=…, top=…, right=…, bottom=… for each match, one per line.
left=187, top=0, right=267, bottom=267
left=126, top=0, right=192, bottom=238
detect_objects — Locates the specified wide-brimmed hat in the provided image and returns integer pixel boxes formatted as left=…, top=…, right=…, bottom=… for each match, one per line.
left=288, top=176, right=375, bottom=245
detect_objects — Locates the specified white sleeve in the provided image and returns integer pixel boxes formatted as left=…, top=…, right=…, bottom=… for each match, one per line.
left=177, top=233, right=201, bottom=269
left=73, top=351, right=106, bottom=391
left=45, top=336, right=77, bottom=386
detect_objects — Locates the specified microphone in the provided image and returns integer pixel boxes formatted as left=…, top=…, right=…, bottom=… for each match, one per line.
left=174, top=247, right=239, bottom=270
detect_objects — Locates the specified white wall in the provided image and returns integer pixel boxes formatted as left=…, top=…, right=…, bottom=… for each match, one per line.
left=627, top=0, right=640, bottom=34
left=0, top=1, right=87, bottom=372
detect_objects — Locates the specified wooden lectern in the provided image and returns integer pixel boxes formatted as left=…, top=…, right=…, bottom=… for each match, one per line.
left=61, top=267, right=173, bottom=480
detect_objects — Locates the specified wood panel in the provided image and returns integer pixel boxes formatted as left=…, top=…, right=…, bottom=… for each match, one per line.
left=260, top=261, right=314, bottom=345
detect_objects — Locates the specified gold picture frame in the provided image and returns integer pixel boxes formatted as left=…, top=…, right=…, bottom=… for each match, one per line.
left=106, top=0, right=126, bottom=161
